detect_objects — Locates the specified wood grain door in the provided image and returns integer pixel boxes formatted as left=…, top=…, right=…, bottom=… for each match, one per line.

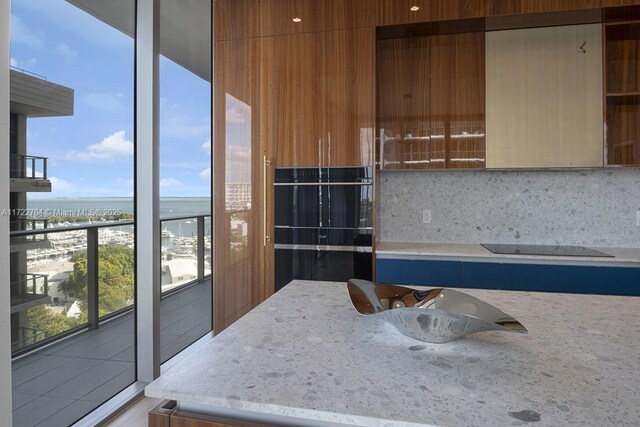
left=272, top=32, right=326, bottom=168
left=377, top=32, right=485, bottom=170
left=377, top=36, right=431, bottom=169
left=324, top=28, right=376, bottom=167
left=214, top=37, right=274, bottom=332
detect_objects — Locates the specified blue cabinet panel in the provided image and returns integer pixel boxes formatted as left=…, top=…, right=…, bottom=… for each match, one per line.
left=376, top=258, right=640, bottom=296
left=376, top=259, right=462, bottom=286
left=462, top=262, right=640, bottom=296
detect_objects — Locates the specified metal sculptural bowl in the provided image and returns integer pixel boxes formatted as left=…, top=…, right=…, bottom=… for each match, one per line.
left=347, top=279, right=527, bottom=343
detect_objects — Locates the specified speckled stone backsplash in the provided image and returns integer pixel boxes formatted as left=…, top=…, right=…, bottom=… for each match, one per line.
left=378, top=169, right=640, bottom=248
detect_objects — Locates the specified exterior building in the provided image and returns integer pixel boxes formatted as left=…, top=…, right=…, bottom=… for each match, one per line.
left=225, top=183, right=251, bottom=211
left=9, top=68, right=73, bottom=351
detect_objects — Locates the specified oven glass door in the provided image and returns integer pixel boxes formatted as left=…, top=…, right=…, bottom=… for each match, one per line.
left=274, top=184, right=372, bottom=229
left=274, top=247, right=372, bottom=292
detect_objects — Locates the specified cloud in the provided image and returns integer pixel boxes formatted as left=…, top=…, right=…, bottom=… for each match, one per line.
left=49, top=176, right=73, bottom=192
left=225, top=145, right=251, bottom=184
left=67, top=130, right=133, bottom=161
left=201, top=138, right=211, bottom=154
left=10, top=14, right=43, bottom=48
left=160, top=110, right=210, bottom=140
left=117, top=177, right=134, bottom=186
left=160, top=178, right=182, bottom=188
left=83, top=92, right=125, bottom=113
left=13, top=0, right=134, bottom=50
left=56, top=43, right=77, bottom=61
left=199, top=168, right=211, bottom=180
left=226, top=106, right=250, bottom=124
left=10, top=57, right=38, bottom=70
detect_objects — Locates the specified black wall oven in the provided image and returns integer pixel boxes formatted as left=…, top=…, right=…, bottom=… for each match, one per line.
left=274, top=167, right=373, bottom=291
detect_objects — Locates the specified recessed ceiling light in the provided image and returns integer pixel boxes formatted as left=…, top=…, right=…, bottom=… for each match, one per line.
left=410, top=5, right=420, bottom=12
left=292, top=17, right=302, bottom=23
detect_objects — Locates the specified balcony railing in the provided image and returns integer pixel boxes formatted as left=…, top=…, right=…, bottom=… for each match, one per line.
left=10, top=219, right=50, bottom=248
left=160, top=215, right=212, bottom=293
left=11, top=326, right=48, bottom=351
left=9, top=214, right=211, bottom=355
left=10, top=154, right=48, bottom=179
left=12, top=273, right=49, bottom=299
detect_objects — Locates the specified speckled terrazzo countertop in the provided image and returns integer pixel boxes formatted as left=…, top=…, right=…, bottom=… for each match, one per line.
left=146, top=280, right=640, bottom=427
left=377, top=242, right=640, bottom=266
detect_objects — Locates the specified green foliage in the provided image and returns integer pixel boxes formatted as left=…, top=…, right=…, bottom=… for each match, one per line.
left=27, top=305, right=83, bottom=336
left=63, top=245, right=135, bottom=316
left=41, top=213, right=134, bottom=224
left=28, top=245, right=135, bottom=340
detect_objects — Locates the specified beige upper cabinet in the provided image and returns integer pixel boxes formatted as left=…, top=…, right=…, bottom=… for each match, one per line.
left=485, top=24, right=604, bottom=169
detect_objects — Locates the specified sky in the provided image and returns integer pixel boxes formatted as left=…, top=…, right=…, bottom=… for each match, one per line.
left=10, top=0, right=211, bottom=199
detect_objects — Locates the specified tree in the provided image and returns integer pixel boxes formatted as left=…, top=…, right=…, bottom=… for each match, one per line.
left=27, top=305, right=83, bottom=336
left=61, top=245, right=135, bottom=316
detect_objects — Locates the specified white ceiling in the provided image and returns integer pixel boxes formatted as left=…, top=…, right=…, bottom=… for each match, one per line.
left=66, top=0, right=211, bottom=81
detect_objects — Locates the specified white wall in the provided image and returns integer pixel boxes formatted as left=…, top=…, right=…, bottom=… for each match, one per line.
left=0, top=0, right=14, bottom=422
left=379, top=169, right=640, bottom=248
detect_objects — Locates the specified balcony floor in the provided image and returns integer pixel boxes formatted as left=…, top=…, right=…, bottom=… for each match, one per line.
left=11, top=279, right=212, bottom=427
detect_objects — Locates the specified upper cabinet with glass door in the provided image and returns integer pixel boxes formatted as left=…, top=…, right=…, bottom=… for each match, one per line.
left=377, top=32, right=486, bottom=170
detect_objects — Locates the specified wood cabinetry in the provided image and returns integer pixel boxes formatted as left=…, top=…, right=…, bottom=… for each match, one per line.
left=485, top=24, right=604, bottom=168
left=378, top=0, right=485, bottom=26
left=215, top=0, right=640, bottom=40
left=605, top=21, right=640, bottom=165
left=272, top=32, right=325, bottom=167
left=272, top=28, right=375, bottom=167
left=214, top=37, right=273, bottom=332
left=215, top=0, right=376, bottom=41
left=377, top=32, right=485, bottom=169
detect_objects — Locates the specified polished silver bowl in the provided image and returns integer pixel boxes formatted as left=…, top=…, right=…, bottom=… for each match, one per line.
left=347, top=279, right=527, bottom=343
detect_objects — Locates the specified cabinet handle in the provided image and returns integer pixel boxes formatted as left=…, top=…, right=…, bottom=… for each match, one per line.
left=327, top=132, right=331, bottom=167
left=263, top=155, right=271, bottom=247
left=579, top=40, right=586, bottom=54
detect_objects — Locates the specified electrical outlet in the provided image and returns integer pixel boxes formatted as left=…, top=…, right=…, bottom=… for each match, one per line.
left=636, top=210, right=640, bottom=227
left=422, top=209, right=432, bottom=224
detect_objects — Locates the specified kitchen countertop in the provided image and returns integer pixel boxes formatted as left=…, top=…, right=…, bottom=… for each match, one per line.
left=146, top=280, right=640, bottom=426
left=376, top=241, right=640, bottom=266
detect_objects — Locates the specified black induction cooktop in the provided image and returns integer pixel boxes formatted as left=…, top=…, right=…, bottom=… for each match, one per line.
left=481, top=243, right=614, bottom=258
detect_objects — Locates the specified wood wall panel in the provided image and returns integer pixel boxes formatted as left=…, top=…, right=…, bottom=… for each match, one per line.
left=216, top=0, right=377, bottom=40
left=486, top=24, right=604, bottom=168
left=214, top=0, right=267, bottom=41
left=485, top=0, right=522, bottom=15
left=216, top=0, right=640, bottom=41
left=429, top=0, right=485, bottom=21
left=377, top=0, right=411, bottom=26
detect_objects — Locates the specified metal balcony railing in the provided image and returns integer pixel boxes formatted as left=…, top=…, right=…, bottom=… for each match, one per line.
left=10, top=154, right=48, bottom=180
left=12, top=273, right=49, bottom=300
left=10, top=214, right=212, bottom=355
left=160, top=215, right=212, bottom=294
left=11, top=326, right=48, bottom=351
left=10, top=219, right=50, bottom=246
